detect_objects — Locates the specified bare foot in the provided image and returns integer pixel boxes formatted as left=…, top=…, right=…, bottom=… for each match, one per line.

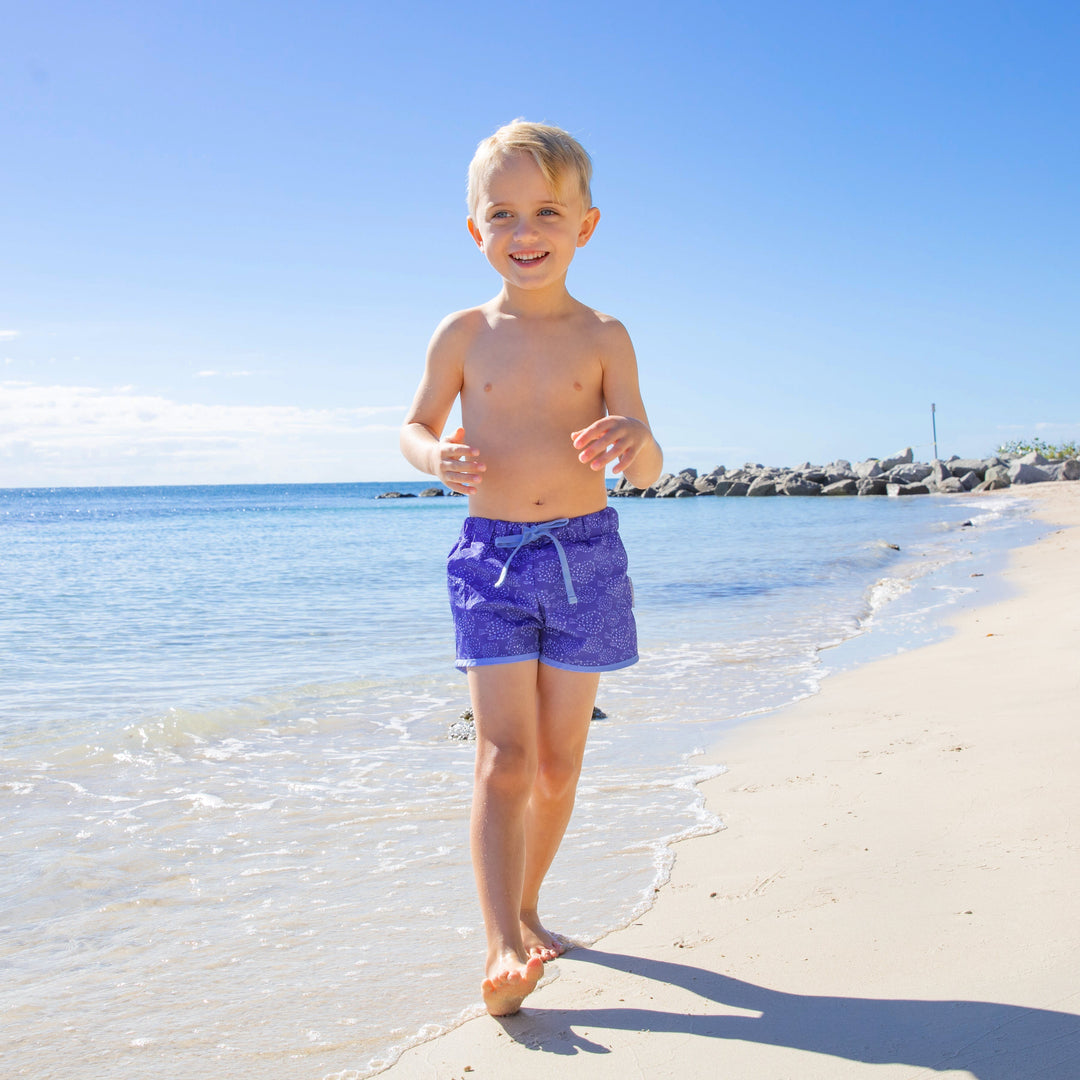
left=481, top=953, right=544, bottom=1016
left=520, top=911, right=567, bottom=962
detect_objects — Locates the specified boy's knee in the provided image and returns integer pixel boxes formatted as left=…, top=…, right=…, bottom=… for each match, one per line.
left=475, top=741, right=535, bottom=794
left=534, top=754, right=583, bottom=800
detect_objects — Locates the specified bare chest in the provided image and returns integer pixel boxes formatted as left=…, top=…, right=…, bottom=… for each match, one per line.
left=462, top=333, right=603, bottom=414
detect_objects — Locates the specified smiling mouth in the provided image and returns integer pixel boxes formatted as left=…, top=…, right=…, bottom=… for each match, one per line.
left=510, top=251, right=549, bottom=265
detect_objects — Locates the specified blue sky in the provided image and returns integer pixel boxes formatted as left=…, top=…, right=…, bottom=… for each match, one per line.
left=2, top=0, right=1077, bottom=486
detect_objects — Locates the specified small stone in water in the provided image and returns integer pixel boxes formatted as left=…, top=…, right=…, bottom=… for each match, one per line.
left=448, top=703, right=607, bottom=739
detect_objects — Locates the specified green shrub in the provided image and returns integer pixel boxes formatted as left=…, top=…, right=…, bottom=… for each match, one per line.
left=995, top=438, right=1078, bottom=460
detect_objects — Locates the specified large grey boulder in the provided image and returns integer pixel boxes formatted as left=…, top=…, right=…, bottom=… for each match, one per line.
left=880, top=448, right=914, bottom=471
left=855, top=459, right=884, bottom=479
left=937, top=477, right=967, bottom=494
left=609, top=476, right=639, bottom=497
left=857, top=477, right=888, bottom=496
left=747, top=476, right=778, bottom=496
left=723, top=481, right=751, bottom=496
left=657, top=480, right=697, bottom=497
left=887, top=482, right=930, bottom=496
left=1019, top=450, right=1049, bottom=466
left=724, top=469, right=754, bottom=484
left=927, top=461, right=953, bottom=486
left=649, top=472, right=680, bottom=497
left=1060, top=458, right=1080, bottom=481
left=1009, top=462, right=1051, bottom=485
left=889, top=463, right=933, bottom=484
left=693, top=475, right=720, bottom=494
left=651, top=467, right=699, bottom=495
left=780, top=476, right=823, bottom=496
left=949, top=459, right=990, bottom=480
left=983, top=465, right=1010, bottom=486
left=823, top=479, right=858, bottom=496
left=974, top=477, right=1010, bottom=492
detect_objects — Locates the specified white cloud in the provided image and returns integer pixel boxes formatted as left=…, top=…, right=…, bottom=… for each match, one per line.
left=0, top=330, right=19, bottom=341
left=1033, top=421, right=1079, bottom=433
left=0, top=381, right=409, bottom=486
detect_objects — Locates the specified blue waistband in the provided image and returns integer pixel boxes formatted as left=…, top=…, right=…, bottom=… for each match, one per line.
left=462, top=507, right=620, bottom=607
left=460, top=506, right=618, bottom=544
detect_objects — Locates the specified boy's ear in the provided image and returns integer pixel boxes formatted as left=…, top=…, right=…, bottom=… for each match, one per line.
left=576, top=207, right=601, bottom=248
left=467, top=217, right=484, bottom=250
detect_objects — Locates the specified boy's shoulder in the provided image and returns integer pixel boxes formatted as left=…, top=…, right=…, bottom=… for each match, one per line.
left=545, top=296, right=625, bottom=331
left=576, top=304, right=634, bottom=357
left=426, top=306, right=489, bottom=362
left=433, top=305, right=490, bottom=338
left=582, top=305, right=629, bottom=335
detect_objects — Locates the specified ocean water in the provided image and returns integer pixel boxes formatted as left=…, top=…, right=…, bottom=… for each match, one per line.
left=0, top=482, right=1043, bottom=1079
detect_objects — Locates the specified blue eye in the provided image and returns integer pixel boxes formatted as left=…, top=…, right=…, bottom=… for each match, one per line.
left=491, top=210, right=512, bottom=219
left=539, top=208, right=558, bottom=216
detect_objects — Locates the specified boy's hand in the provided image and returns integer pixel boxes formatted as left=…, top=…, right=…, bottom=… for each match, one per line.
left=435, top=426, right=485, bottom=494
left=571, top=415, right=653, bottom=475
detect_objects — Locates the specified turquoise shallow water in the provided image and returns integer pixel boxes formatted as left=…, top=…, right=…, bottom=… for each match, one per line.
left=0, top=482, right=1043, bottom=1078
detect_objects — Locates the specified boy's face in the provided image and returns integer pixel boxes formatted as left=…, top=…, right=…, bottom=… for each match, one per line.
left=467, top=152, right=599, bottom=291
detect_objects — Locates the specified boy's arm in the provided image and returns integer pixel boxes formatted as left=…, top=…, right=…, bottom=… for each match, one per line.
left=400, top=313, right=486, bottom=494
left=571, top=320, right=663, bottom=489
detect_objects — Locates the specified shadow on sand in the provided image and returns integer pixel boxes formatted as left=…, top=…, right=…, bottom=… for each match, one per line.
left=495, top=948, right=1080, bottom=1078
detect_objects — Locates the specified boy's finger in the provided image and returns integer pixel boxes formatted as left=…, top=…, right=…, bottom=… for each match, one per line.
left=447, top=460, right=481, bottom=477
left=571, top=419, right=611, bottom=449
left=587, top=445, right=620, bottom=470
left=579, top=441, right=611, bottom=465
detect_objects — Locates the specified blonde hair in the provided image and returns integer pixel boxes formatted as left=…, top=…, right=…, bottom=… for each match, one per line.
left=467, top=119, right=593, bottom=218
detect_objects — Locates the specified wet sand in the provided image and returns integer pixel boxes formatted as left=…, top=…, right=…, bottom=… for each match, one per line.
left=378, top=482, right=1080, bottom=1079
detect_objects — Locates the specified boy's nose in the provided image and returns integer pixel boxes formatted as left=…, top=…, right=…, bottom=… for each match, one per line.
left=513, top=219, right=539, bottom=241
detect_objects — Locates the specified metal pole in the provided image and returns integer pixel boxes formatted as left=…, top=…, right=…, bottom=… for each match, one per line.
left=931, top=403, right=938, bottom=461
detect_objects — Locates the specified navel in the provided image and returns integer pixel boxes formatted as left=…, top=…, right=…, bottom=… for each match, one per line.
left=573, top=381, right=583, bottom=391
left=483, top=382, right=493, bottom=393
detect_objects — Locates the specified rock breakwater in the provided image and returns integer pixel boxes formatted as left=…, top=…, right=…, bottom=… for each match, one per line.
left=610, top=449, right=1080, bottom=499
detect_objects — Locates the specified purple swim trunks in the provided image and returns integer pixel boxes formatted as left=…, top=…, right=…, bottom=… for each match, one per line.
left=448, top=507, right=638, bottom=673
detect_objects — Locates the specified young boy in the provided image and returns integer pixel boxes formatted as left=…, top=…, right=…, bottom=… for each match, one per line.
left=400, top=120, right=662, bottom=1016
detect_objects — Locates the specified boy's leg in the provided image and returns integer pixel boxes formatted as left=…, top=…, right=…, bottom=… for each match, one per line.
left=520, top=664, right=600, bottom=960
left=467, top=660, right=545, bottom=1015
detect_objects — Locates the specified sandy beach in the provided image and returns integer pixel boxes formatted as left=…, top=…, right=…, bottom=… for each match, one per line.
left=378, top=482, right=1080, bottom=1080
